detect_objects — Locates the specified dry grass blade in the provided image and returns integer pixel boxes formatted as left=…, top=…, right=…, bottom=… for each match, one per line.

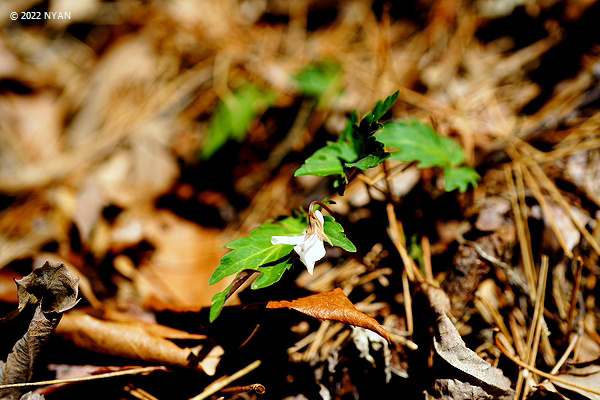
left=0, top=367, right=166, bottom=390
left=504, top=165, right=536, bottom=297
left=190, top=360, right=261, bottom=400
left=517, top=256, right=549, bottom=399
left=385, top=203, right=423, bottom=283
left=496, top=334, right=600, bottom=397
left=520, top=146, right=600, bottom=256
left=506, top=145, right=573, bottom=258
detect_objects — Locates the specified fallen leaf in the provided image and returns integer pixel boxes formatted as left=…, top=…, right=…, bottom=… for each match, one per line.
left=55, top=313, right=223, bottom=375
left=552, top=356, right=600, bottom=399
left=14, top=261, right=79, bottom=315
left=0, top=262, right=79, bottom=399
left=0, top=305, right=60, bottom=399
left=266, top=288, right=389, bottom=342
left=425, top=286, right=514, bottom=400
left=434, top=314, right=513, bottom=399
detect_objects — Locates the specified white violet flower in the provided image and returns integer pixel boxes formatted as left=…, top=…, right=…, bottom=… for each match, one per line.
left=271, top=209, right=331, bottom=275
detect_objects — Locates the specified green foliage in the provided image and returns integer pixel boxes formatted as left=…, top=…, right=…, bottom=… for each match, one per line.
left=444, top=166, right=481, bottom=193
left=377, top=120, right=480, bottom=193
left=202, top=84, right=274, bottom=159
left=209, top=212, right=355, bottom=321
left=209, top=281, right=231, bottom=322
left=294, top=141, right=357, bottom=177
left=323, top=216, right=356, bottom=252
left=208, top=218, right=302, bottom=285
left=294, top=62, right=341, bottom=98
left=295, top=91, right=399, bottom=194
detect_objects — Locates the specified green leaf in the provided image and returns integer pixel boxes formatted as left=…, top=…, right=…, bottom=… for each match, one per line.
left=323, top=216, right=356, bottom=252
left=345, top=137, right=388, bottom=171
left=208, top=218, right=303, bottom=285
left=444, top=166, right=480, bottom=193
left=202, top=84, right=274, bottom=159
left=364, top=91, right=399, bottom=124
left=251, top=254, right=294, bottom=289
left=209, top=283, right=232, bottom=323
left=378, top=120, right=466, bottom=168
left=209, top=211, right=356, bottom=321
left=294, top=62, right=341, bottom=98
left=294, top=92, right=398, bottom=190
left=294, top=142, right=357, bottom=177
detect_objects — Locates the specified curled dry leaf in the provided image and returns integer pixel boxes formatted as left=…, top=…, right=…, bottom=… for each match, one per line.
left=425, top=285, right=514, bottom=399
left=0, top=262, right=79, bottom=400
left=15, top=261, right=80, bottom=315
left=55, top=313, right=223, bottom=375
left=434, top=315, right=513, bottom=399
left=266, top=288, right=389, bottom=342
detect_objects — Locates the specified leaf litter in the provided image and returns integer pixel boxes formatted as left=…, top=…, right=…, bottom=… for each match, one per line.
left=1, top=0, right=600, bottom=398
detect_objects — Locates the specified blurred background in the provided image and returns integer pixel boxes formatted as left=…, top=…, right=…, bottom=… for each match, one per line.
left=0, top=0, right=599, bottom=345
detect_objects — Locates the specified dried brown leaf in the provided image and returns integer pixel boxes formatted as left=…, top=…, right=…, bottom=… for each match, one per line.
left=434, top=314, right=514, bottom=399
left=552, top=356, right=600, bottom=400
left=0, top=262, right=79, bottom=399
left=425, top=286, right=514, bottom=399
left=15, top=261, right=79, bottom=315
left=0, top=305, right=61, bottom=399
left=266, top=288, right=389, bottom=342
left=55, top=313, right=223, bottom=375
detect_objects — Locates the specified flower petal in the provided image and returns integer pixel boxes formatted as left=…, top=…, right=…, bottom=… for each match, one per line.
left=314, top=210, right=324, bottom=225
left=271, top=235, right=307, bottom=246
left=294, top=234, right=326, bottom=274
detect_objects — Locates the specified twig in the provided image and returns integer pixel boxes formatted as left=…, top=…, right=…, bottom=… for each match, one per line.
left=238, top=324, right=260, bottom=349
left=550, top=333, right=579, bottom=375
left=190, top=360, right=261, bottom=400
left=519, top=256, right=549, bottom=399
left=303, top=320, right=330, bottom=362
left=385, top=203, right=424, bottom=282
left=0, top=366, right=166, bottom=390
left=422, top=235, right=434, bottom=283
left=402, top=271, right=413, bottom=336
left=566, top=257, right=584, bottom=334
left=220, top=383, right=265, bottom=394
left=124, top=385, right=159, bottom=400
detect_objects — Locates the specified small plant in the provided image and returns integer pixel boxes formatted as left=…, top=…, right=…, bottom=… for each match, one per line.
left=201, top=84, right=274, bottom=159
left=295, top=91, right=398, bottom=194
left=377, top=120, right=479, bottom=193
left=208, top=91, right=480, bottom=321
left=208, top=202, right=355, bottom=322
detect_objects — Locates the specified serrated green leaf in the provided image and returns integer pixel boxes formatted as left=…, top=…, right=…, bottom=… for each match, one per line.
left=294, top=142, right=357, bottom=177
left=294, top=62, right=341, bottom=98
left=208, top=219, right=303, bottom=285
left=323, top=216, right=356, bottom=252
left=364, top=91, right=399, bottom=124
left=252, top=254, right=294, bottom=289
left=346, top=154, right=382, bottom=171
left=295, top=92, right=399, bottom=190
left=345, top=136, right=388, bottom=170
left=209, top=281, right=233, bottom=322
left=444, top=166, right=480, bottom=193
left=378, top=120, right=466, bottom=167
left=202, top=84, right=274, bottom=159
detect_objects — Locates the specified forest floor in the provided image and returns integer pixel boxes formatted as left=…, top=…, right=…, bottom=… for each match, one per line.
left=1, top=0, right=600, bottom=399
